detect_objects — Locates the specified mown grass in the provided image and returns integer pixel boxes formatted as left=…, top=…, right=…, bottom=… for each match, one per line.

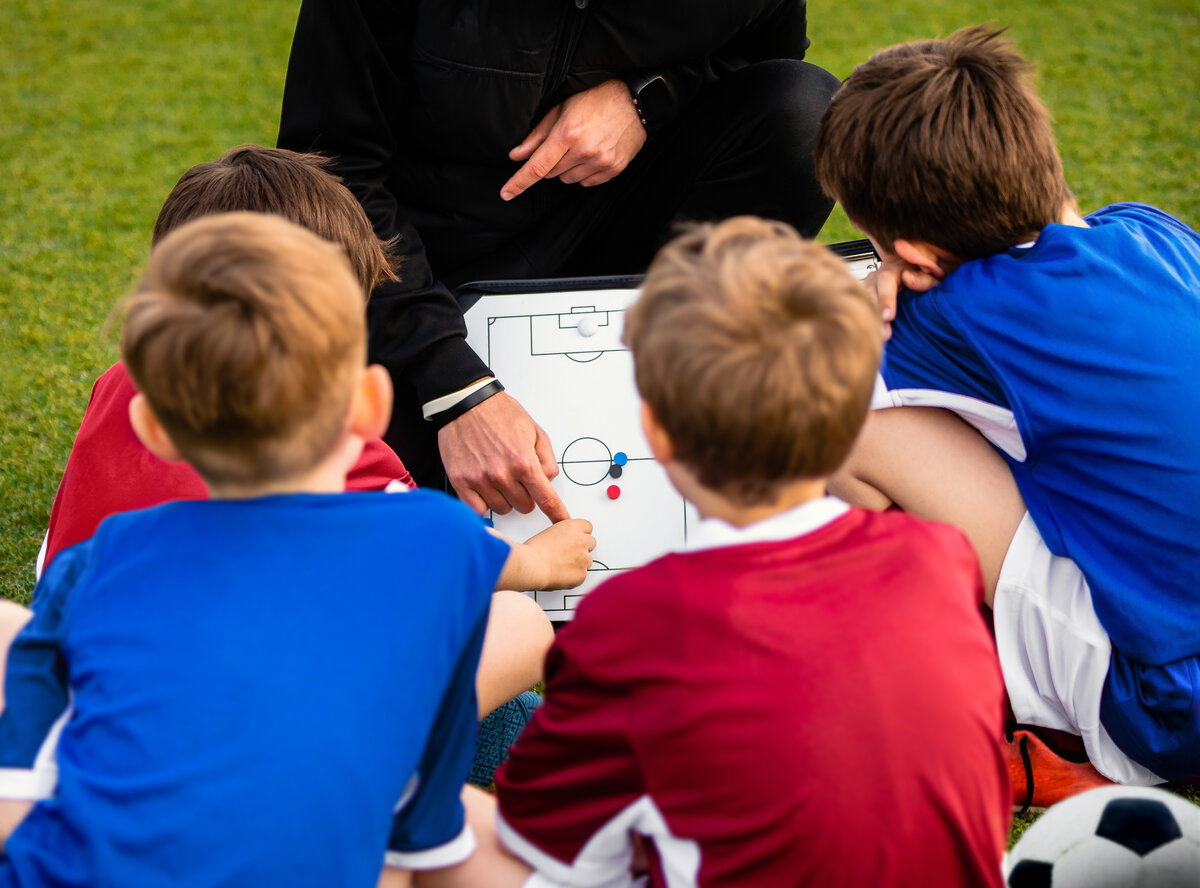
left=1, top=0, right=296, bottom=603
left=812, top=0, right=1200, bottom=244
left=2, top=1, right=1197, bottom=602
left=1, top=0, right=1198, bottom=846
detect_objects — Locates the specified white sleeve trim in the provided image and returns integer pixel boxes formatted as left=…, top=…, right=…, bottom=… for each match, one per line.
left=35, top=530, right=48, bottom=581
left=870, top=379, right=1027, bottom=462
left=385, top=823, right=477, bottom=871
left=0, top=704, right=70, bottom=801
left=498, top=795, right=700, bottom=888
left=497, top=812, right=633, bottom=888
left=0, top=767, right=56, bottom=800
left=869, top=373, right=892, bottom=411
left=422, top=377, right=496, bottom=419
left=521, top=873, right=646, bottom=888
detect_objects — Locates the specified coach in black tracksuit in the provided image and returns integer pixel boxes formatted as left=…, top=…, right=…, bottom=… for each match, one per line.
left=278, top=0, right=839, bottom=519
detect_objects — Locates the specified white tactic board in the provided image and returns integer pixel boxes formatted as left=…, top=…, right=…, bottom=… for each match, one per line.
left=463, top=240, right=880, bottom=619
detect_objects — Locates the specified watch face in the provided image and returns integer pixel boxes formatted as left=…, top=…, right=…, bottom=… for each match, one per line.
left=634, top=75, right=671, bottom=127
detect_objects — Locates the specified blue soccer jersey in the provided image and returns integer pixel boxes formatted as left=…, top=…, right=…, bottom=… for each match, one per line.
left=0, top=490, right=508, bottom=887
left=880, top=203, right=1200, bottom=667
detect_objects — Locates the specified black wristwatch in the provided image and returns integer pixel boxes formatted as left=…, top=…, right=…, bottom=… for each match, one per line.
left=624, top=72, right=674, bottom=134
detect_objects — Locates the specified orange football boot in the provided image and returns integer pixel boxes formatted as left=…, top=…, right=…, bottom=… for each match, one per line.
left=1005, top=722, right=1115, bottom=812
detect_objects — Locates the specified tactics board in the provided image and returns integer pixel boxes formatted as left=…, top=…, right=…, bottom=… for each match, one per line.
left=462, top=240, right=880, bottom=619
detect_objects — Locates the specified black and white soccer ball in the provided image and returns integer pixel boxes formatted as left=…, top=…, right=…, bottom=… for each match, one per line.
left=1006, top=786, right=1200, bottom=887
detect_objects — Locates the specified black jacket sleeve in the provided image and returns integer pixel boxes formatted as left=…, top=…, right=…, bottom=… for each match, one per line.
left=278, top=0, right=490, bottom=404
left=620, top=0, right=809, bottom=137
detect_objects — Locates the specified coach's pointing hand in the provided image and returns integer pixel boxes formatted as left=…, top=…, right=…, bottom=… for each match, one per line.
left=500, top=79, right=647, bottom=201
left=438, top=391, right=570, bottom=522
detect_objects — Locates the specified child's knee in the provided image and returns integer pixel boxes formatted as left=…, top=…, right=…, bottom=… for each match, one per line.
left=477, top=591, right=553, bottom=716
left=0, top=600, right=31, bottom=647
left=488, top=590, right=553, bottom=657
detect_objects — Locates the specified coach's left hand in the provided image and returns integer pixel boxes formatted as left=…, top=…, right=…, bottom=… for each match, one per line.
left=500, top=79, right=647, bottom=201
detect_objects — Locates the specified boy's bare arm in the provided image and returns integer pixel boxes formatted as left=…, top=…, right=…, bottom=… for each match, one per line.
left=830, top=406, right=1025, bottom=603
left=494, top=519, right=595, bottom=592
left=0, top=799, right=34, bottom=851
left=0, top=600, right=35, bottom=850
left=376, top=866, right=413, bottom=888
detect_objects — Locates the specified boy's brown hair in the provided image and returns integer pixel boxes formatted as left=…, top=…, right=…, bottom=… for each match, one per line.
left=624, top=216, right=880, bottom=505
left=813, top=26, right=1073, bottom=260
left=123, top=212, right=365, bottom=487
left=152, top=145, right=399, bottom=295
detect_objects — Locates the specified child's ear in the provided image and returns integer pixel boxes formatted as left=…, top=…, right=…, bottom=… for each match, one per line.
left=129, top=394, right=184, bottom=463
left=640, top=401, right=674, bottom=465
left=348, top=364, right=394, bottom=441
left=892, top=239, right=956, bottom=280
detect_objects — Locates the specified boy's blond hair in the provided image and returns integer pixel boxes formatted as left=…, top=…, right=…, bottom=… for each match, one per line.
left=623, top=216, right=880, bottom=505
left=814, top=26, right=1072, bottom=260
left=122, top=212, right=365, bottom=486
left=152, top=145, right=399, bottom=296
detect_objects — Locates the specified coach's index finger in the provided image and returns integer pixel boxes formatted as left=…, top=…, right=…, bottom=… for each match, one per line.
left=527, top=471, right=570, bottom=524
left=500, top=137, right=568, bottom=201
left=529, top=421, right=568, bottom=522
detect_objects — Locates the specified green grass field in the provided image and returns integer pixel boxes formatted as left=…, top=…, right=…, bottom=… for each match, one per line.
left=2, top=0, right=1197, bottom=601
left=2, top=0, right=1198, bottom=847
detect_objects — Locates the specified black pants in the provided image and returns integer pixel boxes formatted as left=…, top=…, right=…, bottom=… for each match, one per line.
left=391, top=59, right=840, bottom=488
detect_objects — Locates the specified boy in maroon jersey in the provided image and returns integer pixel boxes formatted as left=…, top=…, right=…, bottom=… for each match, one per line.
left=493, top=217, right=1010, bottom=887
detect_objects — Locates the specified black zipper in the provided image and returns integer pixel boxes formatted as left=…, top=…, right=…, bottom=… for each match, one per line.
left=543, top=0, right=592, bottom=109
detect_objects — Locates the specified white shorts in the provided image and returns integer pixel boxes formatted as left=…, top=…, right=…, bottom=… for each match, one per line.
left=992, top=513, right=1163, bottom=785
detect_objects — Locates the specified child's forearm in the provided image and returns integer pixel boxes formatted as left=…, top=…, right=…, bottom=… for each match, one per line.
left=491, top=519, right=594, bottom=592
left=495, top=542, right=548, bottom=592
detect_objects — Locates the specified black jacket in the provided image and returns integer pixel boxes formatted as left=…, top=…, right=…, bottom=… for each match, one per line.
left=279, top=0, right=811, bottom=404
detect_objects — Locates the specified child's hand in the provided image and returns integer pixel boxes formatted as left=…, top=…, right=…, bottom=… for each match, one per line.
left=522, top=518, right=596, bottom=591
left=864, top=258, right=940, bottom=341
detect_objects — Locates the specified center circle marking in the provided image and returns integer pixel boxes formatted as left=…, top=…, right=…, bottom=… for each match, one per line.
left=560, top=437, right=615, bottom=486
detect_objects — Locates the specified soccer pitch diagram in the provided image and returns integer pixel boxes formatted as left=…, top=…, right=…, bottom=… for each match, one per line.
left=462, top=245, right=879, bottom=619
left=465, top=286, right=692, bottom=619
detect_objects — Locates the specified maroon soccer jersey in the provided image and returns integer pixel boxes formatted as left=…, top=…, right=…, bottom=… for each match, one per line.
left=496, top=501, right=1009, bottom=887
left=42, top=362, right=414, bottom=572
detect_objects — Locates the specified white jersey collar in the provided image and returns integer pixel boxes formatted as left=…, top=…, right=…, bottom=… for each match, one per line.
left=684, top=496, right=850, bottom=553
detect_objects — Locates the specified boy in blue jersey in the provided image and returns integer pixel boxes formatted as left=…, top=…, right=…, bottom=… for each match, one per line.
left=0, top=212, right=594, bottom=887
left=813, top=26, right=1200, bottom=796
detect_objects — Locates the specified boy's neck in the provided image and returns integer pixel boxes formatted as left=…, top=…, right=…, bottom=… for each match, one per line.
left=952, top=203, right=1090, bottom=272
left=1011, top=204, right=1090, bottom=246
left=909, top=202, right=1091, bottom=279
left=667, top=463, right=830, bottom=528
left=1057, top=205, right=1089, bottom=230
left=204, top=436, right=362, bottom=501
